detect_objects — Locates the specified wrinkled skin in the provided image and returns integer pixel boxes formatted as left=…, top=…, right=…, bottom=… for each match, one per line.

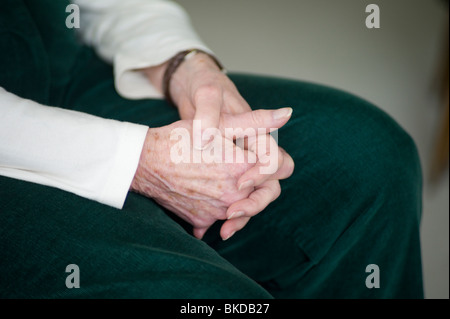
left=134, top=53, right=295, bottom=240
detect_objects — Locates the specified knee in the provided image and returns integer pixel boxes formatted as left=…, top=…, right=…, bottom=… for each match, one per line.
left=335, top=98, right=421, bottom=199
left=274, top=85, right=424, bottom=246
left=282, top=85, right=422, bottom=199
left=231, top=73, right=422, bottom=223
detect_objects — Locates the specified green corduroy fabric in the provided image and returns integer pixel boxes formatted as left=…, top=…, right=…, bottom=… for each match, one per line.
left=0, top=0, right=424, bottom=299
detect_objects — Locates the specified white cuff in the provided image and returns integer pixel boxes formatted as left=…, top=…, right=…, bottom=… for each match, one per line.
left=97, top=122, right=148, bottom=209
left=114, top=44, right=214, bottom=100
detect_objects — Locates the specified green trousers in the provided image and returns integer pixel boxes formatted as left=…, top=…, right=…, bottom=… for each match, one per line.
left=0, top=0, right=424, bottom=298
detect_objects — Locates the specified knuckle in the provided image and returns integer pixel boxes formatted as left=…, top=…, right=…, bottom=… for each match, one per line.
left=250, top=110, right=265, bottom=127
left=221, top=190, right=244, bottom=207
left=279, top=148, right=295, bottom=178
left=247, top=197, right=260, bottom=211
left=286, top=156, right=295, bottom=177
left=273, top=182, right=282, bottom=199
left=193, top=85, right=222, bottom=104
left=231, top=162, right=251, bottom=178
left=222, top=197, right=234, bottom=207
left=276, top=148, right=284, bottom=169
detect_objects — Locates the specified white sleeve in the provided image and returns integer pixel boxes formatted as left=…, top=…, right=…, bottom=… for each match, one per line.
left=72, top=0, right=214, bottom=100
left=0, top=87, right=148, bottom=209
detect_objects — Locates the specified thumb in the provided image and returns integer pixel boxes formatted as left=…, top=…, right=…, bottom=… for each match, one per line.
left=192, top=94, right=222, bottom=150
left=221, top=107, right=293, bottom=139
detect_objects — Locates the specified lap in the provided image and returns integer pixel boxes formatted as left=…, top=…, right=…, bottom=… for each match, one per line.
left=224, top=73, right=423, bottom=298
left=0, top=175, right=271, bottom=298
left=0, top=50, right=424, bottom=298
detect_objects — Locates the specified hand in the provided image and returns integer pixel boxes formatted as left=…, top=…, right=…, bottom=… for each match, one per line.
left=161, top=53, right=295, bottom=240
left=130, top=109, right=292, bottom=240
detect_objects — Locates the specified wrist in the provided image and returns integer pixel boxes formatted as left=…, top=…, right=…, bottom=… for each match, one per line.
left=143, top=62, right=169, bottom=95
left=130, top=128, right=159, bottom=196
left=142, top=50, right=224, bottom=108
left=167, top=50, right=225, bottom=106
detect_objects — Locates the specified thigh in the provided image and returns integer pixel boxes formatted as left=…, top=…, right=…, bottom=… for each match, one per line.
left=58, top=53, right=424, bottom=298
left=61, top=48, right=180, bottom=128
left=0, top=175, right=272, bottom=299
left=205, top=73, right=424, bottom=299
left=0, top=53, right=274, bottom=299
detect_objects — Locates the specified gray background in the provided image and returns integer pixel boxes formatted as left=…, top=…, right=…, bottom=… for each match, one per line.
left=180, top=0, right=449, bottom=299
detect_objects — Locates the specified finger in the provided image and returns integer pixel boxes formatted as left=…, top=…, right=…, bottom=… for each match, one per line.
left=270, top=147, right=295, bottom=180
left=226, top=180, right=281, bottom=220
left=193, top=226, right=211, bottom=240
left=223, top=93, right=252, bottom=114
left=221, top=108, right=293, bottom=139
left=193, top=90, right=222, bottom=150
left=221, top=180, right=282, bottom=240
left=177, top=99, right=196, bottom=120
left=220, top=216, right=251, bottom=241
left=238, top=146, right=295, bottom=189
left=237, top=134, right=282, bottom=189
left=218, top=134, right=258, bottom=170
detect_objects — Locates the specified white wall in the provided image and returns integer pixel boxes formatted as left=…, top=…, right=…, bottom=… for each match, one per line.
left=181, top=0, right=449, bottom=299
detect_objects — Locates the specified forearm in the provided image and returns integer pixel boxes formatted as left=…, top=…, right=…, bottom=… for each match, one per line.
left=0, top=87, right=148, bottom=209
left=72, top=0, right=214, bottom=100
left=142, top=51, right=222, bottom=104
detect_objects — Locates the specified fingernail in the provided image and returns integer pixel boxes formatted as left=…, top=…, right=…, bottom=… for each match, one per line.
left=273, top=107, right=293, bottom=120
left=238, top=180, right=254, bottom=191
left=223, top=231, right=236, bottom=241
left=228, top=211, right=245, bottom=220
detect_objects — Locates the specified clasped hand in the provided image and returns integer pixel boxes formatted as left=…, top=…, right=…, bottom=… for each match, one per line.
left=132, top=52, right=295, bottom=240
